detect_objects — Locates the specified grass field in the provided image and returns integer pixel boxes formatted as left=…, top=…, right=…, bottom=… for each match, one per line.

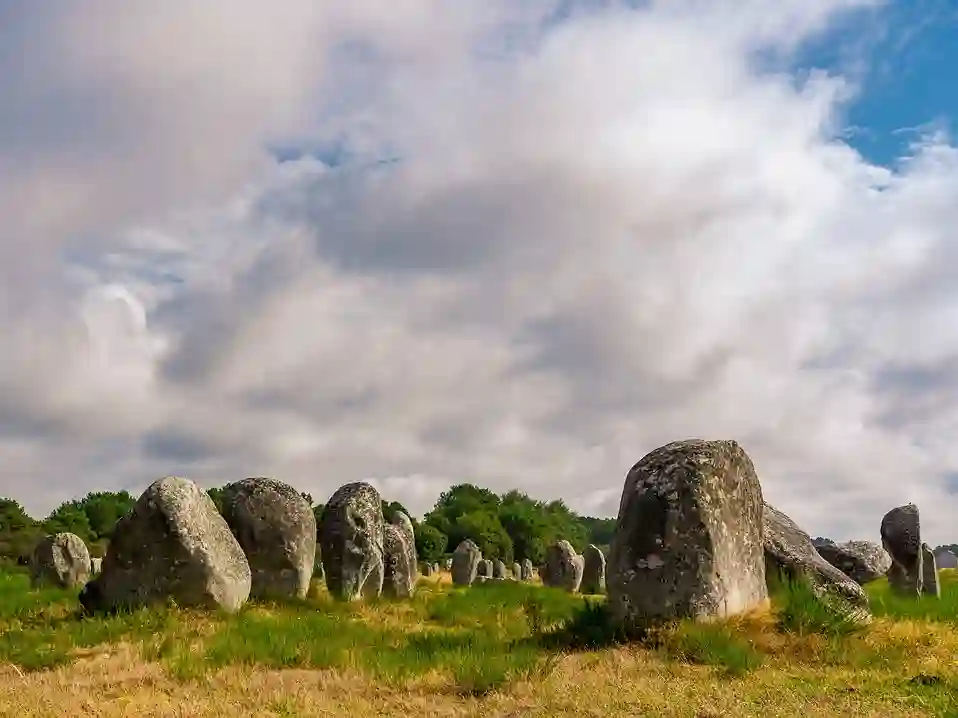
left=0, top=567, right=957, bottom=717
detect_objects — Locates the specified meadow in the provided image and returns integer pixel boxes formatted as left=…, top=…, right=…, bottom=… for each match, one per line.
left=0, top=566, right=956, bottom=718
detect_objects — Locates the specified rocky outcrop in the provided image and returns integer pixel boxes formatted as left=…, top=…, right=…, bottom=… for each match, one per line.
left=319, top=482, right=385, bottom=601
left=80, top=477, right=251, bottom=614
left=221, top=477, right=316, bottom=599
left=881, top=504, right=922, bottom=596
left=608, top=439, right=768, bottom=629
left=31, top=533, right=91, bottom=589
left=812, top=539, right=892, bottom=585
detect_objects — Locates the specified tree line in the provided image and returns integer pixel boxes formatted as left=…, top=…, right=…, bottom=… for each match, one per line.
left=0, top=483, right=617, bottom=566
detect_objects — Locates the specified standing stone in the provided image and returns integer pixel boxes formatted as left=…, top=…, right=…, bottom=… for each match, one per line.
left=91, top=557, right=103, bottom=576
left=452, top=540, right=481, bottom=586
left=493, top=560, right=507, bottom=579
left=220, top=477, right=316, bottom=600
left=432, top=562, right=440, bottom=575
left=608, top=439, right=768, bottom=629
left=422, top=563, right=434, bottom=577
left=320, top=482, right=385, bottom=601
left=512, top=562, right=522, bottom=581
left=812, top=539, right=892, bottom=585
left=543, top=541, right=584, bottom=592
left=935, top=549, right=958, bottom=569
left=476, top=559, right=494, bottom=580
left=881, top=504, right=923, bottom=596
left=80, top=477, right=251, bottom=614
left=521, top=558, right=534, bottom=581
left=764, top=503, right=869, bottom=620
left=582, top=544, right=607, bottom=594
left=383, top=512, right=417, bottom=599
left=443, top=558, right=453, bottom=571
left=31, top=533, right=91, bottom=589
left=921, top=543, right=940, bottom=597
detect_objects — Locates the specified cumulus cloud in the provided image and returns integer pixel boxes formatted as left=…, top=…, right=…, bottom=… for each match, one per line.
left=2, top=0, right=957, bottom=545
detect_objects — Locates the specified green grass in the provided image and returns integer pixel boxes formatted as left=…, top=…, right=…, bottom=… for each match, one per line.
left=3, top=566, right=958, bottom=711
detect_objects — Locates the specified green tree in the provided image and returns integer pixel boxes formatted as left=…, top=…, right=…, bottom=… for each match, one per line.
left=74, top=491, right=136, bottom=540
left=424, top=483, right=499, bottom=537
left=453, top=510, right=513, bottom=563
left=0, top=498, right=41, bottom=561
left=313, top=503, right=325, bottom=538
left=207, top=487, right=226, bottom=513
left=42, top=503, right=93, bottom=543
left=382, top=500, right=414, bottom=525
left=581, top=516, right=616, bottom=547
left=415, top=523, right=448, bottom=563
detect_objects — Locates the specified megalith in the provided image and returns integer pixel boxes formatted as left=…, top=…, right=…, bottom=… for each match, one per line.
left=31, top=533, right=91, bottom=589
left=880, top=504, right=923, bottom=596
left=319, top=482, right=385, bottom=601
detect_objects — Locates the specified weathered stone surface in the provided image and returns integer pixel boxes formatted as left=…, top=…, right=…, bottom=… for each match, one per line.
left=221, top=477, right=316, bottom=600
left=608, top=439, right=768, bottom=628
left=452, top=540, right=481, bottom=586
left=582, top=544, right=607, bottom=594
left=432, top=562, right=440, bottom=575
left=31, top=533, right=91, bottom=589
left=521, top=558, right=534, bottom=581
left=812, top=539, right=892, bottom=585
left=476, top=559, right=493, bottom=579
left=493, top=560, right=507, bottom=579
left=512, top=562, right=522, bottom=580
left=881, top=504, right=922, bottom=596
left=765, top=503, right=869, bottom=620
left=80, top=477, right=251, bottom=614
left=422, top=563, right=434, bottom=577
left=543, top=540, right=584, bottom=592
left=319, top=482, right=385, bottom=601
left=443, top=558, right=453, bottom=571
left=383, top=512, right=417, bottom=599
left=921, top=543, right=940, bottom=597
left=91, top=557, right=103, bottom=575
left=935, top=549, right=958, bottom=569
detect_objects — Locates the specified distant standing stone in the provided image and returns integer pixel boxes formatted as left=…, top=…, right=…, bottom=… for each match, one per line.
left=31, top=533, right=91, bottom=589
left=521, top=558, right=534, bottom=581
left=765, top=503, right=869, bottom=621
left=512, top=562, right=522, bottom=581
left=812, top=539, right=892, bottom=585
left=432, top=562, right=440, bottom=575
left=608, top=439, right=768, bottom=630
left=320, top=482, right=385, bottom=601
left=422, top=563, right=434, bottom=577
left=452, top=540, right=481, bottom=586
left=443, top=558, right=453, bottom=571
left=493, top=560, right=507, bottom=579
left=221, top=477, right=316, bottom=600
left=921, top=543, right=940, bottom=597
left=581, top=544, right=607, bottom=594
left=383, top=511, right=417, bottom=599
left=80, top=477, right=251, bottom=614
left=476, top=559, right=493, bottom=579
left=543, top=540, right=584, bottom=592
left=881, top=504, right=923, bottom=596
left=91, top=557, right=103, bottom=576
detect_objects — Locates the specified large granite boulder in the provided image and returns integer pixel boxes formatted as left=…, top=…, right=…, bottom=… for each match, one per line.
left=582, top=544, right=607, bottom=594
left=812, top=539, right=892, bottom=585
left=383, top=511, right=417, bottom=598
left=935, top=549, right=958, bottom=570
left=765, top=503, right=869, bottom=620
left=31, top=533, right=91, bottom=589
left=921, top=543, right=940, bottom=597
left=220, top=477, right=316, bottom=600
left=608, top=439, right=768, bottom=629
left=880, top=504, right=922, bottom=596
left=452, top=540, right=481, bottom=586
left=80, top=477, right=251, bottom=614
left=543, top=540, right=584, bottom=592
left=320, top=482, right=385, bottom=601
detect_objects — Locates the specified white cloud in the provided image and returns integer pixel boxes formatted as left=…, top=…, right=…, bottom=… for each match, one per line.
left=3, top=0, right=958, bottom=546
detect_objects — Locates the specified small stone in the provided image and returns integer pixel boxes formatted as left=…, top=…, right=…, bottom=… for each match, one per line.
left=543, top=540, right=584, bottom=592
left=581, top=544, right=607, bottom=594
left=881, top=504, right=922, bottom=596
left=921, top=543, right=940, bottom=597
left=452, top=540, right=481, bottom=587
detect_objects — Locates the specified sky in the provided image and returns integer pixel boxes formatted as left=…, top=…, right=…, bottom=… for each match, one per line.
left=2, top=0, right=957, bottom=546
